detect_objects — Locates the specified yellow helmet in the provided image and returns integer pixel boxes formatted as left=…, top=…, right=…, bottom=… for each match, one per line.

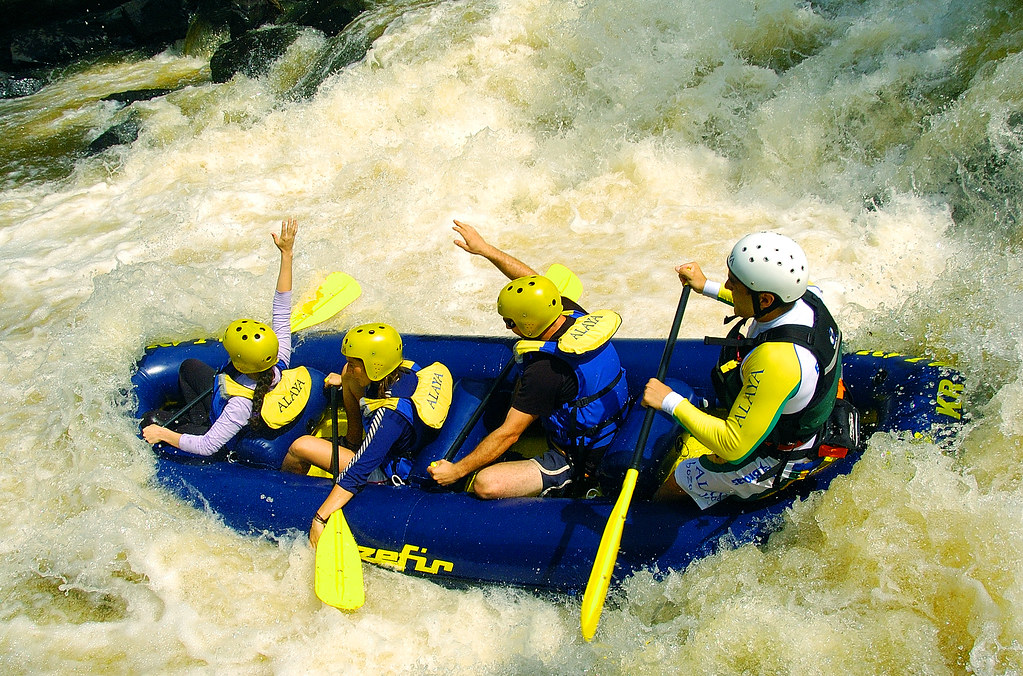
left=497, top=275, right=563, bottom=338
left=342, top=323, right=403, bottom=381
left=223, top=319, right=279, bottom=374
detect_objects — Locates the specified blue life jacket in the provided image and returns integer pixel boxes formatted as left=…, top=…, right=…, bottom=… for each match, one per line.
left=515, top=310, right=630, bottom=477
left=359, top=361, right=453, bottom=482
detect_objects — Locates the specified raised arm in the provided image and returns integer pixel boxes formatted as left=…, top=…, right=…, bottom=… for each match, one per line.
left=272, top=217, right=297, bottom=293
left=453, top=219, right=537, bottom=280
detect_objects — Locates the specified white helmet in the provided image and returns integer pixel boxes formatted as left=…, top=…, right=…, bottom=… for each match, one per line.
left=727, top=232, right=808, bottom=303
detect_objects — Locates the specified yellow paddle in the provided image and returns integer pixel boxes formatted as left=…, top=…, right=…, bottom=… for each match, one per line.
left=291, top=272, right=362, bottom=331
left=314, top=385, right=365, bottom=610
left=544, top=263, right=583, bottom=303
left=157, top=272, right=361, bottom=428
left=314, top=510, right=364, bottom=610
left=580, top=285, right=691, bottom=641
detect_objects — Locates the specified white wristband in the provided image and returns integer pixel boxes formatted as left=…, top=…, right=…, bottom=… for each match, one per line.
left=702, top=280, right=721, bottom=298
left=661, top=391, right=685, bottom=416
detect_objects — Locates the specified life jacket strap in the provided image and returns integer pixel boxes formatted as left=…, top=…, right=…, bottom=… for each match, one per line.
left=570, top=368, right=624, bottom=409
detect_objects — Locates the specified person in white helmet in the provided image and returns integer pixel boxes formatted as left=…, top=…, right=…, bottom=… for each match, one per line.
left=643, top=232, right=843, bottom=509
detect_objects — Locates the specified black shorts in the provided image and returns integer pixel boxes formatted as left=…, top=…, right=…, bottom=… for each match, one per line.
left=531, top=449, right=573, bottom=496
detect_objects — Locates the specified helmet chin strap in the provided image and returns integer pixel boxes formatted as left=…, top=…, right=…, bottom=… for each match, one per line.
left=752, top=291, right=786, bottom=320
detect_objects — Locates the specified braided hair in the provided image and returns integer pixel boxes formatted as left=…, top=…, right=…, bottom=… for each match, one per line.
left=248, top=368, right=275, bottom=433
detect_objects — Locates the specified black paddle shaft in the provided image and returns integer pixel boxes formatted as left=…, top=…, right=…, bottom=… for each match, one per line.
left=441, top=355, right=517, bottom=463
left=626, top=285, right=691, bottom=471
left=330, top=385, right=340, bottom=478
left=165, top=384, right=214, bottom=427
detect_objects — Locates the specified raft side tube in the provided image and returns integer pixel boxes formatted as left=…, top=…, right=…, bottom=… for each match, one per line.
left=132, top=338, right=228, bottom=417
left=841, top=351, right=966, bottom=442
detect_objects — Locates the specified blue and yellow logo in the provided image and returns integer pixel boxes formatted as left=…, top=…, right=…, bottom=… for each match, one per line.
left=359, top=543, right=453, bottom=575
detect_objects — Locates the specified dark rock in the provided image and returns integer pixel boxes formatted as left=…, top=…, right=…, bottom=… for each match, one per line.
left=10, top=19, right=131, bottom=68
left=227, top=0, right=283, bottom=38
left=118, top=0, right=190, bottom=43
left=0, top=0, right=127, bottom=34
left=102, top=88, right=173, bottom=104
left=209, top=24, right=301, bottom=83
left=278, top=0, right=362, bottom=36
left=0, top=71, right=46, bottom=98
left=87, top=114, right=140, bottom=153
left=8, top=0, right=187, bottom=68
left=192, top=0, right=284, bottom=38
left=192, top=0, right=234, bottom=27
left=1, top=0, right=377, bottom=81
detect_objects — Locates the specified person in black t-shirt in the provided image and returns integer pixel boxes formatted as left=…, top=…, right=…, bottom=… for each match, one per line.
left=428, top=220, right=629, bottom=498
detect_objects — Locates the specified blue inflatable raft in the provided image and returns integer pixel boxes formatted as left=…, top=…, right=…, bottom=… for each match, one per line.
left=133, top=333, right=966, bottom=591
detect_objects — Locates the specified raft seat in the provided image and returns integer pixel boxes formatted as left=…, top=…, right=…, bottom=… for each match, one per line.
left=409, top=378, right=491, bottom=485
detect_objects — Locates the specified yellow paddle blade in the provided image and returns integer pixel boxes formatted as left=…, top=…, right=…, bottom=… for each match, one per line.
left=580, top=468, right=638, bottom=641
left=306, top=466, right=333, bottom=479
left=314, top=510, right=365, bottom=610
left=310, top=409, right=347, bottom=439
left=544, top=264, right=584, bottom=303
left=291, top=272, right=362, bottom=332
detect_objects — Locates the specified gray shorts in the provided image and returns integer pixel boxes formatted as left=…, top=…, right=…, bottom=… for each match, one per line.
left=530, top=449, right=573, bottom=496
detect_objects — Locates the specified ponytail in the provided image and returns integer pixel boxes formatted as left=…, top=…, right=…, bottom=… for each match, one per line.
left=379, top=364, right=410, bottom=392
left=248, top=369, right=275, bottom=432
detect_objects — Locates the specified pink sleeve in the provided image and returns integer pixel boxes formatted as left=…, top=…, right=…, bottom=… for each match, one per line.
left=178, top=397, right=251, bottom=456
left=272, top=290, right=292, bottom=367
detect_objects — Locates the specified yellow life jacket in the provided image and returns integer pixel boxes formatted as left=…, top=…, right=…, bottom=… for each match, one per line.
left=218, top=366, right=314, bottom=429
left=514, top=309, right=622, bottom=359
left=360, top=360, right=452, bottom=429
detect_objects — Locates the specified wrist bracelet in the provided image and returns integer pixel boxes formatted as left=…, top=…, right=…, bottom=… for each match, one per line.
left=313, top=513, right=329, bottom=526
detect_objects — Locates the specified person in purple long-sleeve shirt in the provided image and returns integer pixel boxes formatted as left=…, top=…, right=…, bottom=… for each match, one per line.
left=142, top=218, right=297, bottom=454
